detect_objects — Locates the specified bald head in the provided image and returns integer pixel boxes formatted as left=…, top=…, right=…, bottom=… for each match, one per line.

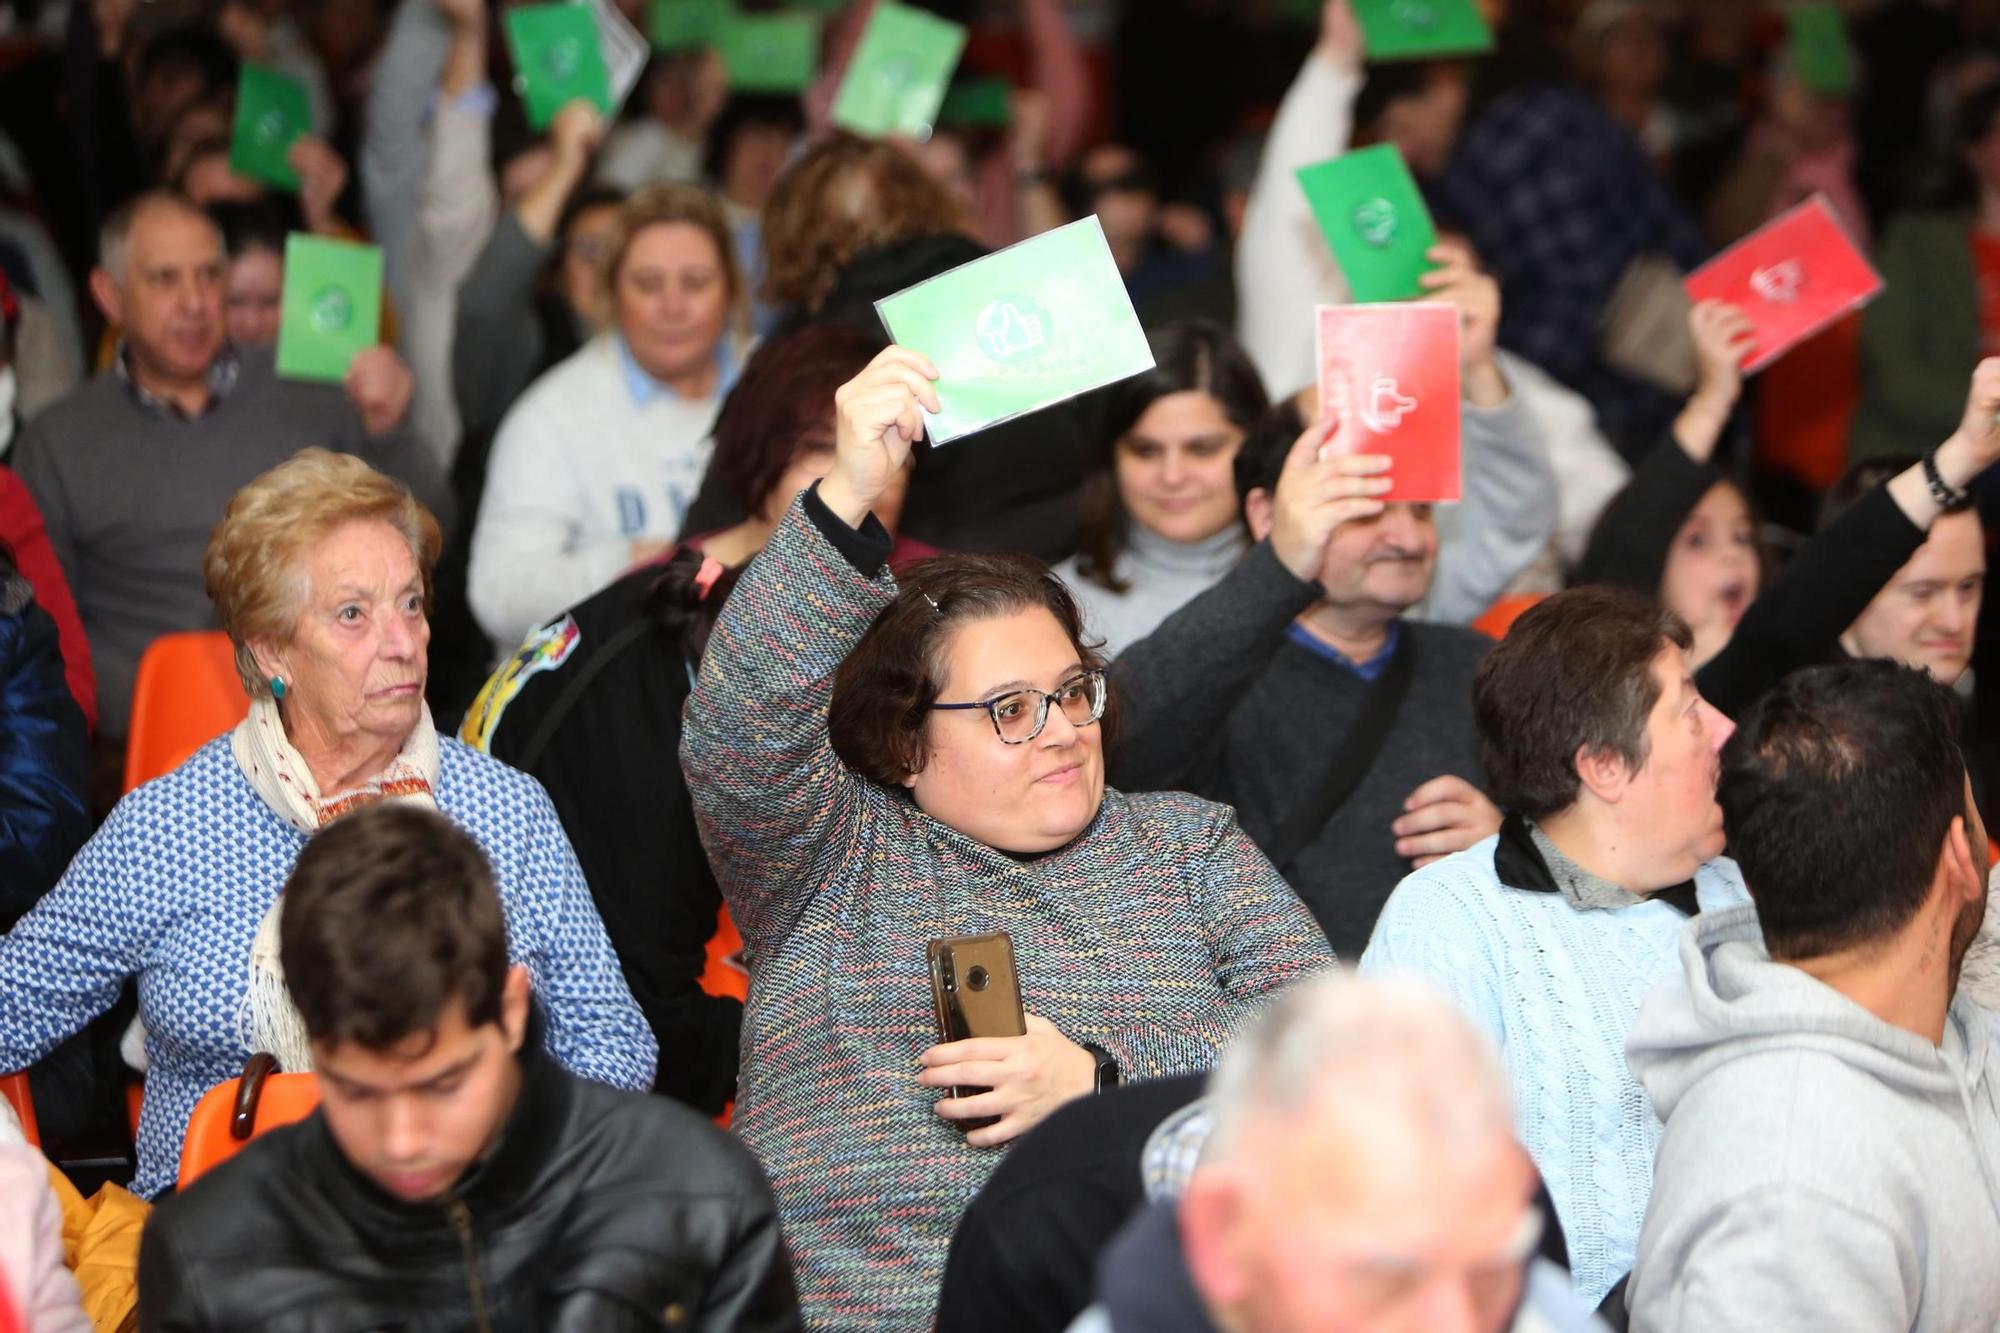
left=91, top=190, right=227, bottom=395
left=1181, top=973, right=1538, bottom=1333
left=99, top=190, right=220, bottom=284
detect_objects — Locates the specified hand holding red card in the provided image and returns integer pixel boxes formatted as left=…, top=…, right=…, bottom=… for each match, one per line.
left=1315, top=303, right=1462, bottom=503
left=1682, top=195, right=1881, bottom=374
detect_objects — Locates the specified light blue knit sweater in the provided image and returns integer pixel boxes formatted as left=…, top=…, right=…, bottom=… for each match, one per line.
left=1358, top=835, right=1748, bottom=1306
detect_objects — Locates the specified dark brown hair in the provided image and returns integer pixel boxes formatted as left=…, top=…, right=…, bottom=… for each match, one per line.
left=1472, top=585, right=1692, bottom=819
left=279, top=805, right=509, bottom=1052
left=828, top=554, right=1117, bottom=785
left=710, top=324, right=882, bottom=521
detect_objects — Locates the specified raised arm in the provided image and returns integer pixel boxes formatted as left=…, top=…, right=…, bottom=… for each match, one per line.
left=681, top=348, right=940, bottom=953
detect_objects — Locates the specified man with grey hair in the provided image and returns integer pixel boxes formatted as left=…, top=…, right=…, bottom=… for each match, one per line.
left=11, top=190, right=447, bottom=788
left=1065, top=972, right=1602, bottom=1333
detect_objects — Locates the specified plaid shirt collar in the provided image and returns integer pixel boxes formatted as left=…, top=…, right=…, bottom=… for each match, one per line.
left=113, top=340, right=241, bottom=422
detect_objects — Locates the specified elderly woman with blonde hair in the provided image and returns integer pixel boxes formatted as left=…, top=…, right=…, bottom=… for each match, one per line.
left=0, top=449, right=656, bottom=1199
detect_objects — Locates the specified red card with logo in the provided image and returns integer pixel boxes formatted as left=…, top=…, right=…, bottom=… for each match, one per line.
left=1314, top=302, right=1461, bottom=503
left=1682, top=194, right=1881, bottom=374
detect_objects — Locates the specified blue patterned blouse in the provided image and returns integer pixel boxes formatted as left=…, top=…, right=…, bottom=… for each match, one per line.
left=0, top=736, right=657, bottom=1197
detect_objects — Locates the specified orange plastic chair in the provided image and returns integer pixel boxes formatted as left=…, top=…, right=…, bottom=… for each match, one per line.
left=123, top=631, right=248, bottom=793
left=177, top=1054, right=319, bottom=1189
left=1472, top=593, right=1546, bottom=641
left=0, top=1070, right=38, bottom=1147
left=700, top=906, right=748, bottom=1004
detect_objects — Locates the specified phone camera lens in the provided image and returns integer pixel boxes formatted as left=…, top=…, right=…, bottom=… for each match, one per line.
left=966, top=965, right=989, bottom=992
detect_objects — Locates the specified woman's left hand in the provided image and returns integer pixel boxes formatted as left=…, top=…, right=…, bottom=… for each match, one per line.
left=918, top=1013, right=1096, bottom=1148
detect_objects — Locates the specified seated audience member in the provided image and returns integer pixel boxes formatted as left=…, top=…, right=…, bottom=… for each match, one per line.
left=138, top=804, right=799, bottom=1332
left=0, top=451, right=653, bottom=1200
left=1360, top=586, right=1750, bottom=1306
left=208, top=197, right=300, bottom=348
left=1110, top=386, right=1531, bottom=958
left=595, top=50, right=727, bottom=193
left=461, top=325, right=918, bottom=1115
left=1055, top=320, right=1269, bottom=659
left=680, top=347, right=1334, bottom=1328
left=468, top=182, right=746, bottom=649
left=705, top=95, right=807, bottom=337
left=1581, top=359, right=2000, bottom=720
left=1626, top=661, right=2000, bottom=1332
left=1064, top=141, right=1223, bottom=324
left=0, top=459, right=95, bottom=731
left=8, top=191, right=447, bottom=753
left=1237, top=0, right=1629, bottom=577
left=0, top=1144, right=91, bottom=1333
left=1066, top=973, right=1602, bottom=1333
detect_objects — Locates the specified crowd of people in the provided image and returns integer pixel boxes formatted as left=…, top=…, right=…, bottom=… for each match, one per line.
left=0, top=0, right=1997, bottom=1329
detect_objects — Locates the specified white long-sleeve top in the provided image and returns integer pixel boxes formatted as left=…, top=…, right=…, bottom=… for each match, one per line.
left=468, top=334, right=723, bottom=648
left=406, top=87, right=500, bottom=462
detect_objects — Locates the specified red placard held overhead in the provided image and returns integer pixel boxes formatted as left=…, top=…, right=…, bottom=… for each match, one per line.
left=1683, top=194, right=1882, bottom=374
left=1315, top=302, right=1462, bottom=504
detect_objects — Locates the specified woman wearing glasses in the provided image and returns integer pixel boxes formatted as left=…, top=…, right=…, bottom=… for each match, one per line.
left=681, top=346, right=1335, bottom=1331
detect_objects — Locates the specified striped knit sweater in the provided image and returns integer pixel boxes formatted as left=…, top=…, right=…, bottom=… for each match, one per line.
left=682, top=495, right=1334, bottom=1331
left=1358, top=835, right=1749, bottom=1306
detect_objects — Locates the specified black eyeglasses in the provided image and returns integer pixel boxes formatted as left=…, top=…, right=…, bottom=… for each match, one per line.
left=931, top=670, right=1107, bottom=744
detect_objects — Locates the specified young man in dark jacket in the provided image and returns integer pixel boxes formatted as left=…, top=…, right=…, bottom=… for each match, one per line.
left=137, top=804, right=799, bottom=1333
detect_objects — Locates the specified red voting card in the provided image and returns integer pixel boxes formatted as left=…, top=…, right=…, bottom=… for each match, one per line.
left=1683, top=194, right=1882, bottom=374
left=1315, top=302, right=1462, bottom=504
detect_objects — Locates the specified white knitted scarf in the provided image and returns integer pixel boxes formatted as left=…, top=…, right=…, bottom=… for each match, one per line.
left=230, top=695, right=441, bottom=1071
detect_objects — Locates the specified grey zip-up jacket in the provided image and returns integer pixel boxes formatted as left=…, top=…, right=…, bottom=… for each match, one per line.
left=1625, top=905, right=2000, bottom=1332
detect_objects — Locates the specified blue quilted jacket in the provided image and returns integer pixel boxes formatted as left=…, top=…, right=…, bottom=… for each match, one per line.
left=0, top=568, right=88, bottom=927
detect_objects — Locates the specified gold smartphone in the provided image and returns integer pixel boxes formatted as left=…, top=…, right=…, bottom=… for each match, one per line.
left=927, top=932, right=1026, bottom=1132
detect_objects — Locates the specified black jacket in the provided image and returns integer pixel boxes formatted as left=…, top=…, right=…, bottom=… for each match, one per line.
left=0, top=567, right=89, bottom=928
left=138, top=1030, right=799, bottom=1332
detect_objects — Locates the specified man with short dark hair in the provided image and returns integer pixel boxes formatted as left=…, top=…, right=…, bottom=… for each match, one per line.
left=1626, top=660, right=2000, bottom=1332
left=1360, top=585, right=1747, bottom=1308
left=138, top=804, right=799, bottom=1332
left=12, top=190, right=447, bottom=762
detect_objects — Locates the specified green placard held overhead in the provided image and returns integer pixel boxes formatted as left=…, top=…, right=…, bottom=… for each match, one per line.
left=719, top=12, right=820, bottom=93
left=229, top=64, right=311, bottom=191
left=1787, top=4, right=1856, bottom=97
left=648, top=0, right=727, bottom=52
left=830, top=1, right=967, bottom=140
left=1296, top=143, right=1440, bottom=304
left=939, top=76, right=1013, bottom=130
left=506, top=3, right=614, bottom=130
left=276, top=235, right=384, bottom=383
left=1352, top=0, right=1494, bottom=61
left=874, top=216, right=1156, bottom=445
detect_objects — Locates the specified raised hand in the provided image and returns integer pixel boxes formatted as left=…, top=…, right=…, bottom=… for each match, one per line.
left=344, top=347, right=415, bottom=437
left=1418, top=239, right=1504, bottom=404
left=820, top=346, right=942, bottom=527
left=1318, top=0, right=1363, bottom=75
left=549, top=100, right=607, bottom=173
left=1266, top=412, right=1393, bottom=583
left=288, top=137, right=351, bottom=235
left=1671, top=300, right=1756, bottom=464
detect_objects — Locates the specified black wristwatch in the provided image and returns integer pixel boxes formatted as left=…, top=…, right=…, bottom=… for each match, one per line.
left=1083, top=1044, right=1121, bottom=1094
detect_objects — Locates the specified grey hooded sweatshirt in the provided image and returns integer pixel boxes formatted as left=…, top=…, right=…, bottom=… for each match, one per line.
left=1624, top=905, right=2000, bottom=1333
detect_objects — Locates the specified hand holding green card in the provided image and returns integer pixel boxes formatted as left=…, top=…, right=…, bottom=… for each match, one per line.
left=1352, top=0, right=1494, bottom=61
left=506, top=3, right=614, bottom=130
left=1296, top=143, right=1440, bottom=304
left=230, top=64, right=311, bottom=192
left=720, top=13, right=820, bottom=93
left=276, top=235, right=384, bottom=383
left=874, top=216, right=1155, bottom=445
left=830, top=1, right=968, bottom=140
left=1787, top=4, right=1856, bottom=97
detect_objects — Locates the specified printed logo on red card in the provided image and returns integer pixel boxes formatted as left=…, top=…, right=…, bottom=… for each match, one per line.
left=1314, top=302, right=1462, bottom=504
left=1683, top=194, right=1881, bottom=374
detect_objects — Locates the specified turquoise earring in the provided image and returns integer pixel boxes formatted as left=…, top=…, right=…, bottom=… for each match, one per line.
left=269, top=676, right=287, bottom=700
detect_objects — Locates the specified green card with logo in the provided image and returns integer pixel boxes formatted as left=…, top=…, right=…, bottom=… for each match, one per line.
left=940, top=76, right=1013, bottom=130
left=506, top=3, right=613, bottom=130
left=1296, top=143, right=1439, bottom=304
left=229, top=64, right=311, bottom=191
left=647, top=0, right=727, bottom=52
left=874, top=216, right=1155, bottom=445
left=1352, top=0, right=1494, bottom=61
left=719, top=13, right=820, bottom=92
left=1787, top=4, right=1856, bottom=97
left=276, top=234, right=383, bottom=382
left=829, top=1, right=967, bottom=140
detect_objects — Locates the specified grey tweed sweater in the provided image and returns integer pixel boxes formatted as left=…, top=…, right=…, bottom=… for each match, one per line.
left=681, top=492, right=1332, bottom=1331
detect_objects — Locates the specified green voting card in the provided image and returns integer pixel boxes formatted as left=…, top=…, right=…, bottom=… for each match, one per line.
left=1297, top=143, right=1439, bottom=304
left=1353, top=0, right=1494, bottom=61
left=830, top=1, right=967, bottom=140
left=648, top=0, right=727, bottom=52
left=719, top=13, right=820, bottom=93
left=229, top=64, right=310, bottom=192
left=940, top=76, right=1013, bottom=129
left=276, top=234, right=383, bottom=383
left=874, top=216, right=1155, bottom=445
left=1787, top=5, right=1856, bottom=97
left=506, top=3, right=613, bottom=130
